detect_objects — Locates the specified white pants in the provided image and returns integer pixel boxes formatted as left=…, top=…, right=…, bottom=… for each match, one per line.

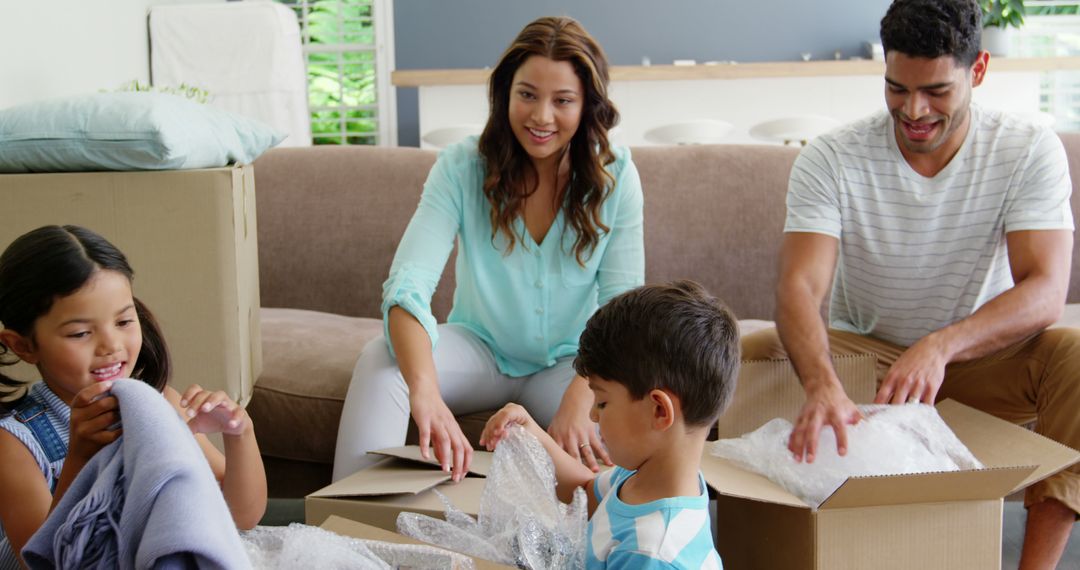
left=332, top=323, right=577, bottom=481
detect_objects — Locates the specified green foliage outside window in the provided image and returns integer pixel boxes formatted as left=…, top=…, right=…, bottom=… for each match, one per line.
left=280, top=0, right=379, bottom=145
left=1028, top=4, right=1079, bottom=15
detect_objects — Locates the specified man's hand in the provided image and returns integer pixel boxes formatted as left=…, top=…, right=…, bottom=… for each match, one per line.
left=788, top=382, right=863, bottom=463
left=409, top=387, right=472, bottom=482
left=875, top=335, right=949, bottom=405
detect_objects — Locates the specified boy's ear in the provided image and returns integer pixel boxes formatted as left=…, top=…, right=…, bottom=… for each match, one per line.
left=0, top=329, right=37, bottom=365
left=648, top=389, right=677, bottom=431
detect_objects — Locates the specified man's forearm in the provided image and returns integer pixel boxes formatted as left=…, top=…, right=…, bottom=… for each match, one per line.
left=931, top=274, right=1064, bottom=363
left=776, top=282, right=841, bottom=392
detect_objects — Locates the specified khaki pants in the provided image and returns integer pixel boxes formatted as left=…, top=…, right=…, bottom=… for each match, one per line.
left=742, top=326, right=1080, bottom=516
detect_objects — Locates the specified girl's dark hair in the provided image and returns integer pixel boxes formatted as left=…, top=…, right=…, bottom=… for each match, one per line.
left=478, top=16, right=620, bottom=265
left=0, top=225, right=170, bottom=405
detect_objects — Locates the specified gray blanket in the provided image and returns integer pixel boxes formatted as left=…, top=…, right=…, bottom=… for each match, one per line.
left=22, top=379, right=250, bottom=569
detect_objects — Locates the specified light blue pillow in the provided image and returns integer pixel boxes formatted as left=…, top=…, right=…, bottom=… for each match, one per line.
left=0, top=92, right=286, bottom=173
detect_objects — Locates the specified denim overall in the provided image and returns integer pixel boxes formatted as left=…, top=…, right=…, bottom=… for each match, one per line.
left=0, top=385, right=68, bottom=570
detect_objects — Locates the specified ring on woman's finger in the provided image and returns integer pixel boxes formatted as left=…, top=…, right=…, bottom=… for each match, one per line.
left=579, top=442, right=589, bottom=449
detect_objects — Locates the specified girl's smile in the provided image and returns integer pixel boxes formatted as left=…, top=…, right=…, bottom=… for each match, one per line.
left=14, top=269, right=142, bottom=403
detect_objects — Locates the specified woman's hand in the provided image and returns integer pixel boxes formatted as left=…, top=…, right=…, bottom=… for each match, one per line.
left=410, top=387, right=473, bottom=482
left=68, top=381, right=122, bottom=463
left=547, top=376, right=611, bottom=472
left=179, top=384, right=249, bottom=436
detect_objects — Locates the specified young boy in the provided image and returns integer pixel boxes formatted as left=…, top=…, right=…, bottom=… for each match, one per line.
left=480, top=280, right=739, bottom=569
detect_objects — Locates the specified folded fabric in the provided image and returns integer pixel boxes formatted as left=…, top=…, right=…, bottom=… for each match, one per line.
left=22, top=379, right=250, bottom=569
left=0, top=92, right=284, bottom=173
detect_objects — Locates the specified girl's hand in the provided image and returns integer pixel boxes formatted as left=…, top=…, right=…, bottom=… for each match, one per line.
left=68, top=381, right=122, bottom=462
left=547, top=378, right=611, bottom=472
left=409, top=387, right=472, bottom=482
left=479, top=403, right=539, bottom=451
left=179, top=384, right=249, bottom=436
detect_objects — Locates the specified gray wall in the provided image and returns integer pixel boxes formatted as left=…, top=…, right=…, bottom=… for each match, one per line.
left=393, top=0, right=894, bottom=146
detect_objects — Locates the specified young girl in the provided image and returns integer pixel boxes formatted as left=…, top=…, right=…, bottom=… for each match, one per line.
left=0, top=225, right=267, bottom=568
left=333, top=16, right=644, bottom=482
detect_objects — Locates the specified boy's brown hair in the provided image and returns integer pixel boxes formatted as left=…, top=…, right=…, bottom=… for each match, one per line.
left=574, top=280, right=739, bottom=427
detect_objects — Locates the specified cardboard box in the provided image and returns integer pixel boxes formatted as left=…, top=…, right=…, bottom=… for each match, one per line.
left=320, top=515, right=516, bottom=570
left=0, top=166, right=262, bottom=405
left=306, top=446, right=492, bottom=531
left=706, top=356, right=1080, bottom=570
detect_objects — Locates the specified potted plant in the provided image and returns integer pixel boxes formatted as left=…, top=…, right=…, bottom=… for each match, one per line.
left=980, top=0, right=1025, bottom=56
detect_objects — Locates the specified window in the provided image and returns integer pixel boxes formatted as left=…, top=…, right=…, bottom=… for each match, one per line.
left=1011, top=1, right=1080, bottom=130
left=277, top=0, right=396, bottom=145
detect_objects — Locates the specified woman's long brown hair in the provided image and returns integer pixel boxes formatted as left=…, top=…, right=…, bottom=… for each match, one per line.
left=478, top=16, right=620, bottom=265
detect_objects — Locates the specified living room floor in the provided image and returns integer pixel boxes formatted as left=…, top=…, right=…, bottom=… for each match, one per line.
left=259, top=498, right=1080, bottom=568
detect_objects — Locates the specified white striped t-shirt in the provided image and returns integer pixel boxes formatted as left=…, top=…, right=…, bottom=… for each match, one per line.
left=786, top=105, right=1073, bottom=347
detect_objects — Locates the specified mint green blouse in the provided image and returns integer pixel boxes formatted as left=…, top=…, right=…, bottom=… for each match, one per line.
left=382, top=136, right=645, bottom=376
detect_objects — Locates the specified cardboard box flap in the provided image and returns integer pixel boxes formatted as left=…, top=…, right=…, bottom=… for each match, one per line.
left=308, top=457, right=451, bottom=498
left=371, top=446, right=493, bottom=477
left=701, top=452, right=809, bottom=508
left=717, top=354, right=877, bottom=438
left=320, top=516, right=516, bottom=570
left=818, top=465, right=1035, bottom=509
left=937, top=399, right=1080, bottom=493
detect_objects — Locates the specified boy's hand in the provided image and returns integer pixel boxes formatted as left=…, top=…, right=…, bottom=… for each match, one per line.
left=480, top=403, right=539, bottom=451
left=68, top=381, right=122, bottom=462
left=180, top=384, right=249, bottom=436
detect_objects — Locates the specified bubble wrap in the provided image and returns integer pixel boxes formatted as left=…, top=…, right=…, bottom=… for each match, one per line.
left=709, top=403, right=983, bottom=508
left=397, top=425, right=588, bottom=569
left=241, top=522, right=476, bottom=569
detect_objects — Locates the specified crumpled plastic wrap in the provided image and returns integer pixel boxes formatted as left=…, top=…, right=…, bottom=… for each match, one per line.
left=397, top=425, right=588, bottom=569
left=710, top=403, right=983, bottom=508
left=241, top=522, right=476, bottom=569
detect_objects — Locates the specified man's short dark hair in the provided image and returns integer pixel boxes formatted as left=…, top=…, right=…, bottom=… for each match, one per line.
left=880, top=0, right=982, bottom=66
left=574, top=280, right=740, bottom=428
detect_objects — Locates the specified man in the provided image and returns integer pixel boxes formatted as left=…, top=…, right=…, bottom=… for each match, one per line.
left=742, top=0, right=1079, bottom=567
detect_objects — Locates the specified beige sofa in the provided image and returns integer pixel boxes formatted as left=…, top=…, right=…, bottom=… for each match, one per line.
left=249, top=137, right=1080, bottom=497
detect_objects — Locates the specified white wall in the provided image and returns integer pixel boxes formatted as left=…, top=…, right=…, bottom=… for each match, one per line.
left=0, top=0, right=224, bottom=110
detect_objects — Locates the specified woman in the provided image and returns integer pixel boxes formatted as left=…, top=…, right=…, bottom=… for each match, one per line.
left=333, top=16, right=644, bottom=482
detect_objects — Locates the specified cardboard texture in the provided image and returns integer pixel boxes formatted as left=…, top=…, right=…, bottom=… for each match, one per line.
left=370, top=445, right=494, bottom=476
left=0, top=166, right=262, bottom=405
left=306, top=447, right=493, bottom=532
left=320, top=515, right=516, bottom=570
left=707, top=356, right=1080, bottom=570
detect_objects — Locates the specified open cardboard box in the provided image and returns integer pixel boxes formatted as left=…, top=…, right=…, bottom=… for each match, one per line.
left=705, top=355, right=1080, bottom=570
left=306, top=446, right=493, bottom=531
left=320, top=515, right=515, bottom=570
left=0, top=166, right=261, bottom=405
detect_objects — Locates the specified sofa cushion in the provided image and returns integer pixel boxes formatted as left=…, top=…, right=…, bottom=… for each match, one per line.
left=249, top=308, right=382, bottom=464
left=251, top=307, right=783, bottom=468
left=251, top=307, right=496, bottom=466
